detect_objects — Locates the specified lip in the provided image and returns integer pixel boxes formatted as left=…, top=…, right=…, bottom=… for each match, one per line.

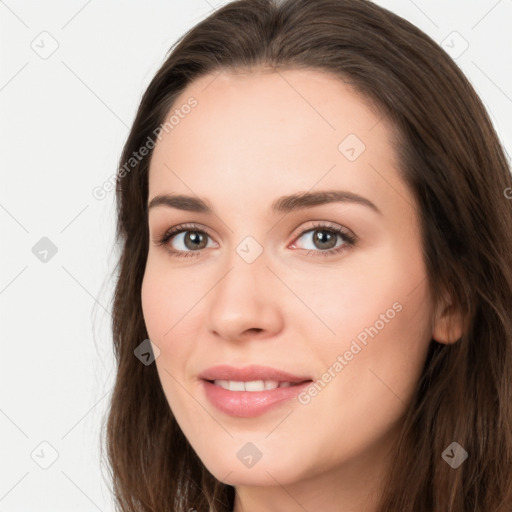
left=198, top=365, right=313, bottom=418
left=198, top=364, right=312, bottom=383
left=201, top=380, right=313, bottom=418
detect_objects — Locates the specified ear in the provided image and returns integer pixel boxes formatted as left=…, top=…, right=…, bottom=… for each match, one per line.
left=431, top=291, right=465, bottom=344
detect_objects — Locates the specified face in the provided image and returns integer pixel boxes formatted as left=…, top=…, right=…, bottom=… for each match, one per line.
left=141, top=68, right=436, bottom=501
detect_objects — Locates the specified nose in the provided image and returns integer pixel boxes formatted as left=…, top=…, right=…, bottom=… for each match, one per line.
left=205, top=254, right=284, bottom=343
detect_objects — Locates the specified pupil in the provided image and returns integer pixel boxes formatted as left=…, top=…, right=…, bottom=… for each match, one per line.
left=315, top=230, right=336, bottom=249
left=186, top=232, right=204, bottom=249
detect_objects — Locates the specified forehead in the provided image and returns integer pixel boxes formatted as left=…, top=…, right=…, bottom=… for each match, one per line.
left=153, top=67, right=388, bottom=155
left=147, top=67, right=410, bottom=218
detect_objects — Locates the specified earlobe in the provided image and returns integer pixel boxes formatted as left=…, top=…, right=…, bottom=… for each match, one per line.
left=431, top=298, right=465, bottom=344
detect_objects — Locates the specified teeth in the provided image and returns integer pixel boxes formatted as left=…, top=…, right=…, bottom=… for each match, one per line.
left=212, top=380, right=298, bottom=391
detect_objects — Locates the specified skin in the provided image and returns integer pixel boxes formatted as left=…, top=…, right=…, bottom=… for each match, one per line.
left=141, top=68, right=463, bottom=512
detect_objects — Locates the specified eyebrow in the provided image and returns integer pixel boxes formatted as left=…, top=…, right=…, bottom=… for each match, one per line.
left=147, top=190, right=382, bottom=216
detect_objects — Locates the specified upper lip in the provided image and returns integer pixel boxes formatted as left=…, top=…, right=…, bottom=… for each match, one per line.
left=199, top=364, right=312, bottom=383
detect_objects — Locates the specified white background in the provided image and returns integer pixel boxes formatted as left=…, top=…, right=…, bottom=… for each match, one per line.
left=1, top=1, right=511, bottom=510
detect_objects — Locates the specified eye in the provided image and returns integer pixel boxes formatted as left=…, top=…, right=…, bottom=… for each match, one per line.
left=290, top=222, right=356, bottom=258
left=154, top=223, right=217, bottom=258
left=154, top=221, right=357, bottom=259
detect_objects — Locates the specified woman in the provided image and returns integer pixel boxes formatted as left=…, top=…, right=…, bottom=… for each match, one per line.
left=103, top=0, right=512, bottom=510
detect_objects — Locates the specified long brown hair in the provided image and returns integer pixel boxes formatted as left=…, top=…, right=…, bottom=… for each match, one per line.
left=102, top=0, right=512, bottom=510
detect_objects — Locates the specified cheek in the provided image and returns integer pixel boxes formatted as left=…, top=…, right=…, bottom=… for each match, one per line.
left=141, top=257, right=207, bottom=381
left=141, top=256, right=196, bottom=339
left=141, top=261, right=199, bottom=413
left=141, top=268, right=168, bottom=339
left=290, top=239, right=430, bottom=341
left=288, top=258, right=432, bottom=467
left=297, top=238, right=433, bottom=397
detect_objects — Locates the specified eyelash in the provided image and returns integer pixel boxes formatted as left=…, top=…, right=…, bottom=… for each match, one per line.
left=154, top=222, right=357, bottom=259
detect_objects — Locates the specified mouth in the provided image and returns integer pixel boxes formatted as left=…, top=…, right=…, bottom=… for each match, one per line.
left=198, top=364, right=313, bottom=385
left=201, top=379, right=313, bottom=418
left=203, top=379, right=312, bottom=391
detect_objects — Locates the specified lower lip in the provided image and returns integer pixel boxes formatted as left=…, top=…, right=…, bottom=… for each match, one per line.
left=201, top=380, right=312, bottom=418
